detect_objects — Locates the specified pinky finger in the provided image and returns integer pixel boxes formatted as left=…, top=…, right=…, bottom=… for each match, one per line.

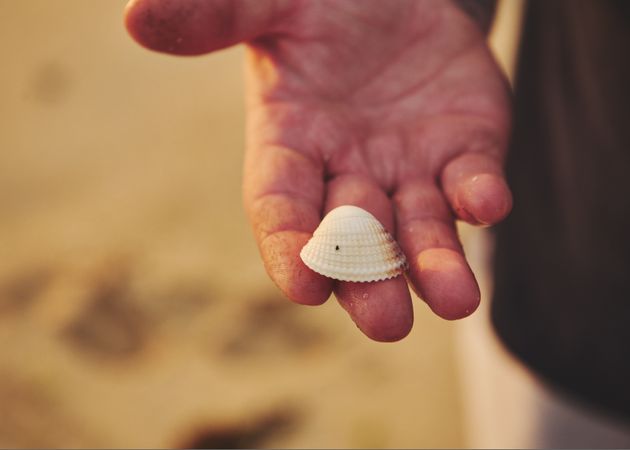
left=441, top=152, right=512, bottom=225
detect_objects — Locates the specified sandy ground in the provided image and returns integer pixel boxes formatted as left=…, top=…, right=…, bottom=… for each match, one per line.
left=0, top=1, right=502, bottom=447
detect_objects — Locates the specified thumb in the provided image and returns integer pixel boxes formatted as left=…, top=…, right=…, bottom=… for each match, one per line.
left=124, top=0, right=291, bottom=55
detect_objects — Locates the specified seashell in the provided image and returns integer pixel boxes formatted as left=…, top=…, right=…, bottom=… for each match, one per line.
left=300, top=205, right=408, bottom=282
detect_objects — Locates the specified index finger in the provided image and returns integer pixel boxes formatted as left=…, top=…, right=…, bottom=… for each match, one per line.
left=243, top=140, right=333, bottom=305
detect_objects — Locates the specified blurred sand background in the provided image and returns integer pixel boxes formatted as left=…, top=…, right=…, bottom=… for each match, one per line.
left=0, top=1, right=522, bottom=447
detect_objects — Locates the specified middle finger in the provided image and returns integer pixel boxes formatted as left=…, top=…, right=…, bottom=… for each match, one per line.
left=324, top=173, right=413, bottom=342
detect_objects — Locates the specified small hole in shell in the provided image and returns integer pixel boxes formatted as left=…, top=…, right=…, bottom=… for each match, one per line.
left=335, top=245, right=340, bottom=251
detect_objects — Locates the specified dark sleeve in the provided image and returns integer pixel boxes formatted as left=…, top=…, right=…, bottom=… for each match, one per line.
left=491, top=0, right=630, bottom=421
left=452, top=0, right=497, bottom=33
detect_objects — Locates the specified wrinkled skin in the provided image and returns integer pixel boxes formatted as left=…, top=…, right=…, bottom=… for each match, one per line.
left=125, top=0, right=512, bottom=342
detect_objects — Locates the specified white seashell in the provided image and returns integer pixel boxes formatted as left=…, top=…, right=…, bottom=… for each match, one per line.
left=300, top=205, right=408, bottom=282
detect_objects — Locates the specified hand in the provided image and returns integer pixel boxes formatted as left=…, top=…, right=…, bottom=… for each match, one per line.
left=125, top=0, right=512, bottom=341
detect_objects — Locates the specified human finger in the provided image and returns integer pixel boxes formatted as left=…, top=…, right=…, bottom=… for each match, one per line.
left=325, top=174, right=413, bottom=342
left=124, top=0, right=292, bottom=55
left=243, top=144, right=333, bottom=306
left=394, top=179, right=480, bottom=320
left=441, top=152, right=512, bottom=225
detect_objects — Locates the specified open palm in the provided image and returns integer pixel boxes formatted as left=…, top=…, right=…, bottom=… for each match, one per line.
left=126, top=0, right=512, bottom=341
